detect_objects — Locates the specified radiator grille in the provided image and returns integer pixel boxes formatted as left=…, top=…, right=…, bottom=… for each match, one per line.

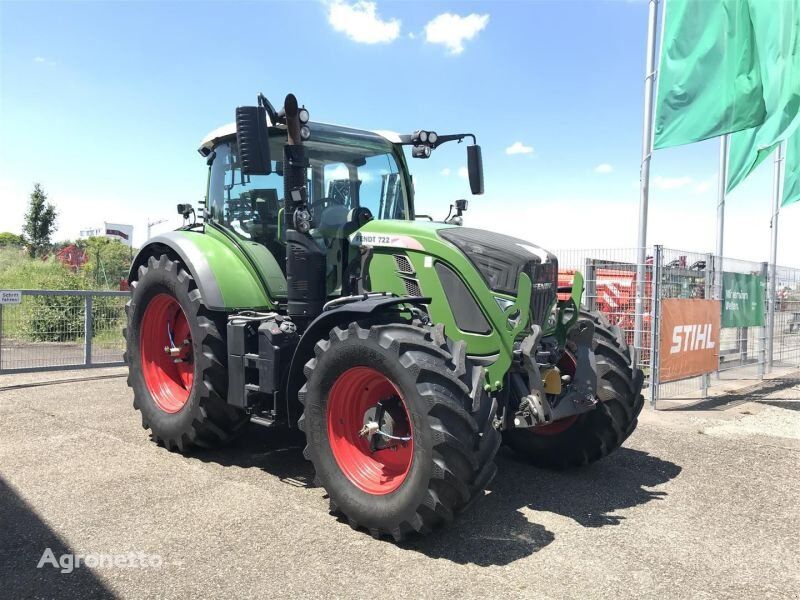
left=393, top=254, right=414, bottom=274
left=401, top=277, right=422, bottom=297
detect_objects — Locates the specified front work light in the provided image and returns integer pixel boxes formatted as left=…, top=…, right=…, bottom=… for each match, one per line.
left=412, top=145, right=432, bottom=159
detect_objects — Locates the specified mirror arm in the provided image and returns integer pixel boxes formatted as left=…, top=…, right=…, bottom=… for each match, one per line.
left=432, top=133, right=476, bottom=148
left=258, top=93, right=280, bottom=125
left=398, top=133, right=477, bottom=148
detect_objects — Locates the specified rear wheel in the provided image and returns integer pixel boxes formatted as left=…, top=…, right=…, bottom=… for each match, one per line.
left=298, top=321, right=500, bottom=540
left=124, top=254, right=249, bottom=451
left=504, top=309, right=644, bottom=469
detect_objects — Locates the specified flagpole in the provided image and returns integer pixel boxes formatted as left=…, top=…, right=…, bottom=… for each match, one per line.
left=715, top=134, right=729, bottom=298
left=766, top=141, right=784, bottom=373
left=634, top=0, right=660, bottom=367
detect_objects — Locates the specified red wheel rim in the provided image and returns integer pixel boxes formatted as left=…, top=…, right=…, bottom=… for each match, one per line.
left=327, top=367, right=413, bottom=495
left=530, top=352, right=579, bottom=436
left=139, top=293, right=194, bottom=413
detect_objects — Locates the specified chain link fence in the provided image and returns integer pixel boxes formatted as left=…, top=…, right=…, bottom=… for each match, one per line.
left=0, top=290, right=128, bottom=374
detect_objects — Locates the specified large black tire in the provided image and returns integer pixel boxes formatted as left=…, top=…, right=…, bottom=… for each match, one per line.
left=124, top=254, right=249, bottom=451
left=298, top=321, right=500, bottom=540
left=504, top=309, right=645, bottom=469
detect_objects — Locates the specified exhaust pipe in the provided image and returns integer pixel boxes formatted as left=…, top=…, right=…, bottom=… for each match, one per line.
left=282, top=94, right=326, bottom=330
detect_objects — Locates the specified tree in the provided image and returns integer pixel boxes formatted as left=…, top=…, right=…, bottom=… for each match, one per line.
left=82, top=237, right=134, bottom=288
left=23, top=183, right=57, bottom=258
left=0, top=232, right=24, bottom=247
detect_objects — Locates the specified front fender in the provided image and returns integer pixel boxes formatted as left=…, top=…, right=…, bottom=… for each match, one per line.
left=284, top=294, right=430, bottom=427
left=128, top=230, right=274, bottom=311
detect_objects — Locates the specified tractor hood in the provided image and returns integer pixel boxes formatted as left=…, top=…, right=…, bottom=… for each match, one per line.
left=436, top=227, right=557, bottom=297
left=436, top=227, right=558, bottom=328
left=350, top=221, right=558, bottom=329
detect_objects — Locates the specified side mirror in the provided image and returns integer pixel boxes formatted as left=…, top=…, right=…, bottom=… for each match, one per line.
left=467, top=145, right=484, bottom=195
left=235, top=105, right=271, bottom=175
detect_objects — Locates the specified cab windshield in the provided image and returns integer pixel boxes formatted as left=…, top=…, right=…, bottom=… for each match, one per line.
left=207, top=124, right=410, bottom=248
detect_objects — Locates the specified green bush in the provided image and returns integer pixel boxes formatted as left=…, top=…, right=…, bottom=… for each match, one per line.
left=0, top=249, right=90, bottom=342
left=0, top=246, right=130, bottom=343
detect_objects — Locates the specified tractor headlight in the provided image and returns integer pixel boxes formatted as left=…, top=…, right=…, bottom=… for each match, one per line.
left=412, top=145, right=432, bottom=159
left=428, top=131, right=438, bottom=144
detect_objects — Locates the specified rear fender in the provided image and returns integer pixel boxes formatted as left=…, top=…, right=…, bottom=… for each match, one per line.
left=128, top=231, right=275, bottom=311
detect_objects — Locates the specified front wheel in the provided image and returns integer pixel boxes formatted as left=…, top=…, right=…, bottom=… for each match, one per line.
left=504, top=309, right=645, bottom=469
left=298, top=321, right=500, bottom=540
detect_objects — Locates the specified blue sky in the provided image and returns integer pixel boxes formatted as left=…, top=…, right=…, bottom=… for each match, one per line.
left=1, top=0, right=796, bottom=265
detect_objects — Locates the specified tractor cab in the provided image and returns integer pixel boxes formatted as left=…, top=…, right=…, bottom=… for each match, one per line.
left=200, top=123, right=412, bottom=297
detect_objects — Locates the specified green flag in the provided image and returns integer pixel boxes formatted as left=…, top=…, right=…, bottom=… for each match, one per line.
left=783, top=130, right=800, bottom=207
left=726, top=0, right=800, bottom=193
left=654, top=0, right=766, bottom=150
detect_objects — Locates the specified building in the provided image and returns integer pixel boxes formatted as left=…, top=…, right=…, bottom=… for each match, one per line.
left=79, top=222, right=134, bottom=247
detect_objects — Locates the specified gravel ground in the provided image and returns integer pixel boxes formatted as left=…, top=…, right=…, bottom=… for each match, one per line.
left=0, top=367, right=798, bottom=599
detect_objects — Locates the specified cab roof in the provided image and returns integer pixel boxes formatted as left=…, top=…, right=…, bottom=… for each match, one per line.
left=198, top=121, right=402, bottom=155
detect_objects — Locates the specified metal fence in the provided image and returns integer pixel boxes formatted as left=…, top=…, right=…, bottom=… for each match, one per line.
left=2, top=253, right=799, bottom=406
left=0, top=290, right=129, bottom=374
left=555, top=246, right=800, bottom=408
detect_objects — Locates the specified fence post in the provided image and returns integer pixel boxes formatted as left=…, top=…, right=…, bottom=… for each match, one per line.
left=701, top=253, right=714, bottom=397
left=648, top=245, right=662, bottom=408
left=758, top=261, right=768, bottom=379
left=584, top=259, right=596, bottom=312
left=84, top=294, right=93, bottom=366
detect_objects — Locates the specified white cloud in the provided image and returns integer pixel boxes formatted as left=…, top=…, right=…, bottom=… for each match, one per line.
left=458, top=166, right=469, bottom=179
left=327, top=164, right=373, bottom=182
left=424, top=13, right=489, bottom=55
left=651, top=174, right=716, bottom=194
left=505, top=141, right=534, bottom=156
left=594, top=163, right=613, bottom=174
left=652, top=175, right=694, bottom=190
left=328, top=164, right=350, bottom=180
left=34, top=57, right=45, bottom=63
left=327, top=1, right=401, bottom=44
left=693, top=177, right=715, bottom=194
left=440, top=168, right=451, bottom=176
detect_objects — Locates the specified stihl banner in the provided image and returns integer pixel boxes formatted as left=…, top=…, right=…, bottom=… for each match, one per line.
left=659, top=298, right=721, bottom=383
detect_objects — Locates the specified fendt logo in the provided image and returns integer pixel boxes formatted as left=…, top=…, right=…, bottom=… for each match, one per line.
left=670, top=323, right=716, bottom=354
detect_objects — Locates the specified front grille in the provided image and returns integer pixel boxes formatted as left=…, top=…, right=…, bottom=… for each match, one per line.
left=528, top=261, right=557, bottom=328
left=401, top=277, right=422, bottom=297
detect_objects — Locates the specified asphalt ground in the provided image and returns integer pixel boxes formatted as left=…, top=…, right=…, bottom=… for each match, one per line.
left=1, top=367, right=798, bottom=599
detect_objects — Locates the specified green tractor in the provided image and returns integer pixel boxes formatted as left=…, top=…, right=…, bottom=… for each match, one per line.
left=124, top=92, right=644, bottom=540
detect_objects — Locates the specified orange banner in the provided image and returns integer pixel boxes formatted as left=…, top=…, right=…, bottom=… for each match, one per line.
left=659, top=299, right=721, bottom=383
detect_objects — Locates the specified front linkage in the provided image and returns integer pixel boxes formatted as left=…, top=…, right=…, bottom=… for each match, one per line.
left=513, top=319, right=598, bottom=428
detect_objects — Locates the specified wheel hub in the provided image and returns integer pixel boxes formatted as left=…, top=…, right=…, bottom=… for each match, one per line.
left=359, top=397, right=412, bottom=452
left=327, top=367, right=413, bottom=495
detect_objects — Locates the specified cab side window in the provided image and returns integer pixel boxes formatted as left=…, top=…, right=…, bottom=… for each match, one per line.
left=208, top=142, right=284, bottom=246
